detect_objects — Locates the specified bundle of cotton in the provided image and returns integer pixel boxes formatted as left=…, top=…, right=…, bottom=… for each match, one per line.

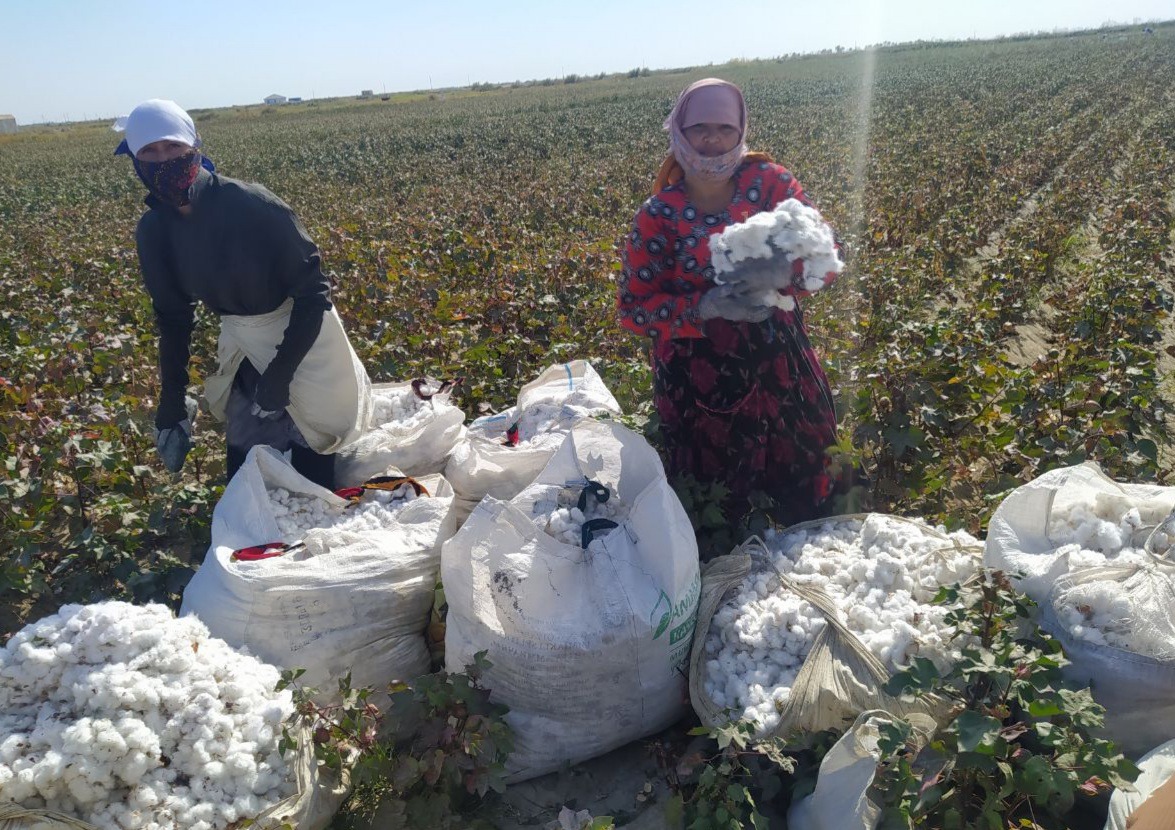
left=369, top=385, right=433, bottom=432
left=702, top=515, right=980, bottom=734
left=0, top=602, right=296, bottom=830
left=268, top=483, right=419, bottom=541
left=1047, top=500, right=1152, bottom=568
left=708, top=198, right=843, bottom=312
left=540, top=489, right=629, bottom=547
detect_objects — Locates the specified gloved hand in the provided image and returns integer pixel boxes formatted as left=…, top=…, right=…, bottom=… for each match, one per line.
left=252, top=371, right=290, bottom=420
left=1127, top=774, right=1175, bottom=829
left=697, top=284, right=776, bottom=323
left=153, top=419, right=192, bottom=473
left=715, top=252, right=796, bottom=292
left=250, top=401, right=284, bottom=420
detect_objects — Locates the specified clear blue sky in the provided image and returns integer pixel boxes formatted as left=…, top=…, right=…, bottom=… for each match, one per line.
left=1, top=0, right=1170, bottom=124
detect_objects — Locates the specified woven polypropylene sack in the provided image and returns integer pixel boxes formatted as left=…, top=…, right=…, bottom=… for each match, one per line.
left=985, top=463, right=1175, bottom=601
left=443, top=361, right=621, bottom=524
left=334, top=379, right=466, bottom=484
left=689, top=515, right=973, bottom=738
left=443, top=419, right=698, bottom=782
left=1042, top=562, right=1175, bottom=758
left=183, top=446, right=454, bottom=702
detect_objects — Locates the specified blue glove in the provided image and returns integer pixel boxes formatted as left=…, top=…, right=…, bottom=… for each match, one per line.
left=154, top=419, right=192, bottom=473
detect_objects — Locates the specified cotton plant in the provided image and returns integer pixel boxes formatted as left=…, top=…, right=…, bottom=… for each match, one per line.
left=0, top=602, right=297, bottom=830
left=707, top=198, right=843, bottom=312
left=702, top=515, right=980, bottom=735
left=269, top=483, right=419, bottom=541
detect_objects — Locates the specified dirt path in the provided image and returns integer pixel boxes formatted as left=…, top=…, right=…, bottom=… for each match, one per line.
left=936, top=121, right=1111, bottom=316
left=1157, top=186, right=1175, bottom=476
left=998, top=101, right=1168, bottom=369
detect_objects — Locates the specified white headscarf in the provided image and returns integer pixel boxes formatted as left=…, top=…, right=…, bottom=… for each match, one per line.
left=122, top=99, right=200, bottom=156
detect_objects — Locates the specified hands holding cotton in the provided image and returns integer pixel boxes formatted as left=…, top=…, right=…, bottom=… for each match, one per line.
left=703, top=198, right=843, bottom=316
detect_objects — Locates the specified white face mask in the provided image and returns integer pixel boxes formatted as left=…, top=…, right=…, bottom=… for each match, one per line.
left=670, top=129, right=748, bottom=183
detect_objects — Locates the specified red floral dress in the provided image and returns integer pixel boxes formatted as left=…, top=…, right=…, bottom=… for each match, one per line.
left=618, top=160, right=840, bottom=523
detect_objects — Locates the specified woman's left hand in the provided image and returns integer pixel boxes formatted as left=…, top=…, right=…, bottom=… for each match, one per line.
left=698, top=284, right=775, bottom=323
left=249, top=401, right=284, bottom=420
left=717, top=254, right=792, bottom=292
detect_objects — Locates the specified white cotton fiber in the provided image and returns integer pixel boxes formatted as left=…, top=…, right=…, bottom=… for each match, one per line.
left=703, top=515, right=980, bottom=735
left=0, top=602, right=297, bottom=830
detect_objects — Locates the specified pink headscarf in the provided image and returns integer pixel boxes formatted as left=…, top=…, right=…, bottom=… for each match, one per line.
left=663, top=78, right=748, bottom=183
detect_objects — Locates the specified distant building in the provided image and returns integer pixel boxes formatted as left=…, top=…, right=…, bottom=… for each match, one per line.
left=0, top=114, right=17, bottom=134
left=263, top=94, right=287, bottom=105
left=288, top=97, right=303, bottom=103
left=360, top=89, right=374, bottom=99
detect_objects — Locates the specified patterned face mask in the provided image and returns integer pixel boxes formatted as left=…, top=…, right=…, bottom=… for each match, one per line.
left=132, top=150, right=202, bottom=207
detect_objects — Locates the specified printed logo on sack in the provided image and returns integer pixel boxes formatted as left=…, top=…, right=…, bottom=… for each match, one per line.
left=650, top=572, right=701, bottom=641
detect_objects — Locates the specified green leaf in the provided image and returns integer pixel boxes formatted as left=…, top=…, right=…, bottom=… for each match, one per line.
left=1027, top=698, right=1064, bottom=718
left=955, top=711, right=1003, bottom=755
left=1017, top=755, right=1057, bottom=801
left=663, top=795, right=685, bottom=827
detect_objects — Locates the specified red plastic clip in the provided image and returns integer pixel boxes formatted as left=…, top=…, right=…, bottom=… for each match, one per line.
left=334, top=486, right=365, bottom=503
left=333, top=476, right=430, bottom=505
left=231, top=542, right=302, bottom=561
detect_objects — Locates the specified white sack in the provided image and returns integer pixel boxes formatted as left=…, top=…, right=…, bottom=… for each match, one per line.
left=442, top=419, right=699, bottom=782
left=334, top=379, right=466, bottom=484
left=203, top=300, right=373, bottom=454
left=182, top=446, right=454, bottom=700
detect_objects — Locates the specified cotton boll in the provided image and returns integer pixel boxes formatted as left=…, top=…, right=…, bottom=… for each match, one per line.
left=0, top=602, right=298, bottom=829
left=704, top=515, right=981, bottom=735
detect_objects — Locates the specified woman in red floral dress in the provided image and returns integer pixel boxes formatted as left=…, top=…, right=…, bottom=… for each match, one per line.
left=618, top=78, right=841, bottom=525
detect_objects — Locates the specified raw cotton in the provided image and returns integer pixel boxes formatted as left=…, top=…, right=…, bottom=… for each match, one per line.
left=269, top=483, right=419, bottom=541
left=370, top=386, right=432, bottom=431
left=702, top=516, right=980, bottom=735
left=0, top=602, right=295, bottom=830
left=1045, top=498, right=1174, bottom=654
left=537, top=486, right=629, bottom=547
left=708, top=198, right=843, bottom=311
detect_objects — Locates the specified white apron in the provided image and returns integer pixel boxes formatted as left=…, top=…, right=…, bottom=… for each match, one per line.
left=204, top=300, right=372, bottom=454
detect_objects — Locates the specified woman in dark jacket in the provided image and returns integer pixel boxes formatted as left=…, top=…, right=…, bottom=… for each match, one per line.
left=118, top=99, right=370, bottom=487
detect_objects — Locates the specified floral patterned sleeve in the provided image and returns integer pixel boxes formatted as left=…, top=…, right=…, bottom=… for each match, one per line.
left=617, top=200, right=706, bottom=341
left=762, top=165, right=844, bottom=298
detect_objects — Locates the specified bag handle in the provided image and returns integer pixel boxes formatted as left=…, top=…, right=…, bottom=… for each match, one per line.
left=411, top=377, right=463, bottom=401
left=334, top=475, right=430, bottom=504
left=581, top=518, right=619, bottom=549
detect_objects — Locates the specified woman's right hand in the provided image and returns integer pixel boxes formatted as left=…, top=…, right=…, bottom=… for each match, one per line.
left=716, top=254, right=793, bottom=292
left=153, top=420, right=192, bottom=473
